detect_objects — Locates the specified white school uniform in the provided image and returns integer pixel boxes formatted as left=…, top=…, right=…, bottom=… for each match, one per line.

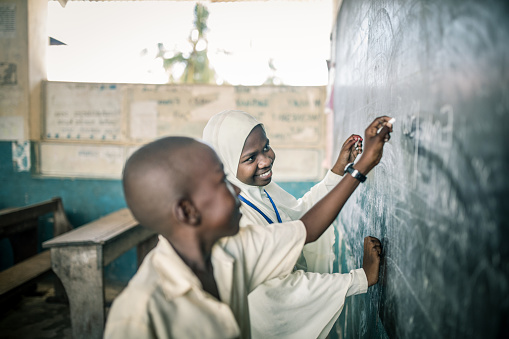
left=105, top=222, right=306, bottom=339
left=202, top=110, right=368, bottom=339
left=237, top=170, right=341, bottom=274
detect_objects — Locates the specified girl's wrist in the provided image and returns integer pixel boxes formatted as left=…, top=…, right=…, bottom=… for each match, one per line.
left=331, top=164, right=343, bottom=175
left=353, top=157, right=374, bottom=176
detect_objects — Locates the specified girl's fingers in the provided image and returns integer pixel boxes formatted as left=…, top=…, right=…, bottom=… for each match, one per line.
left=367, top=116, right=391, bottom=136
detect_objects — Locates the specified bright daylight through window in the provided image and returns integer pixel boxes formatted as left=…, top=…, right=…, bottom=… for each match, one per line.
left=47, top=0, right=333, bottom=86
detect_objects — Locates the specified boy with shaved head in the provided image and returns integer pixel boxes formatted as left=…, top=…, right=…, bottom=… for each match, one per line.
left=104, top=116, right=394, bottom=339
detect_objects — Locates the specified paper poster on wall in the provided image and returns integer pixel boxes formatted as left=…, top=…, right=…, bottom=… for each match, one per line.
left=190, top=85, right=236, bottom=120
left=271, top=148, right=323, bottom=181
left=126, top=145, right=142, bottom=160
left=130, top=100, right=158, bottom=140
left=0, top=86, right=24, bottom=113
left=0, top=115, right=24, bottom=140
left=45, top=82, right=123, bottom=141
left=130, top=85, right=191, bottom=138
left=42, top=82, right=327, bottom=180
left=235, top=86, right=326, bottom=147
left=0, top=62, right=17, bottom=85
left=0, top=4, right=16, bottom=38
left=40, top=143, right=125, bottom=178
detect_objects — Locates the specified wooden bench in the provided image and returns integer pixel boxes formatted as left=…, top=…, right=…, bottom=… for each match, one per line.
left=0, top=197, right=72, bottom=304
left=43, top=208, right=158, bottom=339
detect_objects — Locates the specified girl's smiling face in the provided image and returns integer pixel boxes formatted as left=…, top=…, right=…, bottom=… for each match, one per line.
left=236, top=125, right=276, bottom=186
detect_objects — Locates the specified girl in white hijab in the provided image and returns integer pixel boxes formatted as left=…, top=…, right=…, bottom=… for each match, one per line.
left=203, top=110, right=366, bottom=339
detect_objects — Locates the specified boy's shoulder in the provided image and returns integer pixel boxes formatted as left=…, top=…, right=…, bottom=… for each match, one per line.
left=106, top=243, right=242, bottom=339
left=104, top=261, right=162, bottom=338
left=217, top=220, right=306, bottom=259
left=105, top=240, right=194, bottom=337
left=107, top=250, right=163, bottom=317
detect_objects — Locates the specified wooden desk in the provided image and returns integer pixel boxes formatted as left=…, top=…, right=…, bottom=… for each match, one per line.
left=43, top=208, right=157, bottom=339
left=0, top=197, right=72, bottom=304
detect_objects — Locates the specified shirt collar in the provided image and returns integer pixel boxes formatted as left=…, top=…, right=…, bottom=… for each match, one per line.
left=212, top=238, right=235, bottom=305
left=153, top=235, right=235, bottom=305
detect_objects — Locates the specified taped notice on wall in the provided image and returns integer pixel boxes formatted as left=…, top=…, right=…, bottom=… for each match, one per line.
left=12, top=140, right=30, bottom=172
left=0, top=4, right=16, bottom=38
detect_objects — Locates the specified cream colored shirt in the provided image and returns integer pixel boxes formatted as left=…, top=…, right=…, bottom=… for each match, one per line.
left=239, top=169, right=343, bottom=274
left=240, top=171, right=369, bottom=339
left=104, top=221, right=306, bottom=339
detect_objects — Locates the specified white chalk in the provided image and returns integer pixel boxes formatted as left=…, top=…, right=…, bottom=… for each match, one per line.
left=377, top=118, right=396, bottom=134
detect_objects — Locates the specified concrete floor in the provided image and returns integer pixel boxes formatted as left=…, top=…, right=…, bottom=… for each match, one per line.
left=0, top=274, right=125, bottom=339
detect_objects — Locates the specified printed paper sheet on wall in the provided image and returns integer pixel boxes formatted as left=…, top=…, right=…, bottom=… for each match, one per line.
left=42, top=82, right=326, bottom=180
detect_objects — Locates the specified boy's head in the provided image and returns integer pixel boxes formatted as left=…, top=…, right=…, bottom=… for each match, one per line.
left=123, top=136, right=242, bottom=242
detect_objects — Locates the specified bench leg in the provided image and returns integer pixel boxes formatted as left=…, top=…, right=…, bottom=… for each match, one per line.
left=8, top=219, right=38, bottom=263
left=50, top=245, right=105, bottom=339
left=8, top=221, right=39, bottom=295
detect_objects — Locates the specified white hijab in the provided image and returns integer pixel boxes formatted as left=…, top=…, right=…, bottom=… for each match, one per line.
left=202, top=110, right=311, bottom=224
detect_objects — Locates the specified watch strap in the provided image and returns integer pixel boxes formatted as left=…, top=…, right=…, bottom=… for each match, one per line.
left=344, top=162, right=367, bottom=183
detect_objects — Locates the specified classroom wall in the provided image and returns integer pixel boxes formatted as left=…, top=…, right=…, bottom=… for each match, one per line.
left=329, top=0, right=509, bottom=338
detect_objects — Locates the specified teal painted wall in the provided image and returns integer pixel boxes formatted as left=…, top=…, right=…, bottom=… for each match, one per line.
left=0, top=141, right=132, bottom=282
left=0, top=140, right=318, bottom=283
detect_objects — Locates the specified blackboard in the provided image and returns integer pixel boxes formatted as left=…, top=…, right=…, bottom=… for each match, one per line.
left=330, top=0, right=509, bottom=338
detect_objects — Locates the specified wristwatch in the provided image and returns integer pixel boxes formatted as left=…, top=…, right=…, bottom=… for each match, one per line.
left=344, top=162, right=367, bottom=183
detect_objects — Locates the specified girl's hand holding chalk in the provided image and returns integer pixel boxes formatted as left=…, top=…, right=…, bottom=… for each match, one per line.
left=355, top=116, right=395, bottom=174
left=377, top=117, right=396, bottom=134
left=331, top=134, right=364, bottom=175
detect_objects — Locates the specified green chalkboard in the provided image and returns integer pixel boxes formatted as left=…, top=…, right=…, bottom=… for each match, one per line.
left=331, top=0, right=509, bottom=338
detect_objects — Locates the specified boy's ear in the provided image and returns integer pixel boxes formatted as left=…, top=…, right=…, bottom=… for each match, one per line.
left=175, top=199, right=201, bottom=226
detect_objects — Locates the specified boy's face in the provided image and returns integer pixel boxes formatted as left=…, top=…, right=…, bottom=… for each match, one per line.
left=193, top=147, right=242, bottom=240
left=236, top=125, right=276, bottom=186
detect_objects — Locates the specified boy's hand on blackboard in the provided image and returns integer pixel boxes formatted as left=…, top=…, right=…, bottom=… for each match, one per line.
left=331, top=134, right=363, bottom=175
left=362, top=236, right=382, bottom=287
left=355, top=116, right=393, bottom=175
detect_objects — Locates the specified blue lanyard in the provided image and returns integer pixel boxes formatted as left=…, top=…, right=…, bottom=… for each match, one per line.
left=238, top=189, right=282, bottom=224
